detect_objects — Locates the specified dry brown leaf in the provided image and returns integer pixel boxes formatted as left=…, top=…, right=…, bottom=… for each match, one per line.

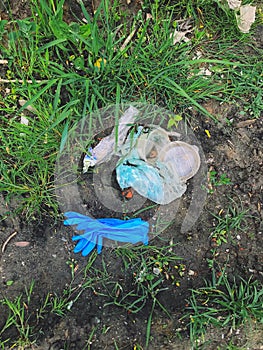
left=170, top=29, right=191, bottom=44
left=14, top=241, right=30, bottom=247
left=170, top=19, right=193, bottom=45
left=235, top=119, right=257, bottom=128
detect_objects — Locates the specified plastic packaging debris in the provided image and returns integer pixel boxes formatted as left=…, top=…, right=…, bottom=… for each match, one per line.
left=83, top=106, right=139, bottom=172
left=236, top=5, right=256, bottom=33
left=116, top=126, right=200, bottom=205
left=116, top=158, right=167, bottom=203
left=226, top=1, right=256, bottom=33
left=136, top=127, right=171, bottom=163
left=64, top=211, right=149, bottom=256
left=136, top=127, right=182, bottom=163
left=158, top=141, right=200, bottom=182
left=116, top=148, right=190, bottom=205
left=83, top=147, right=97, bottom=173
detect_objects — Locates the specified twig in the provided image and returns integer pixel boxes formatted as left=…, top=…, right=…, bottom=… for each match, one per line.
left=235, top=119, right=257, bottom=128
left=1, top=231, right=18, bottom=253
left=120, top=27, right=137, bottom=51
left=0, top=78, right=47, bottom=84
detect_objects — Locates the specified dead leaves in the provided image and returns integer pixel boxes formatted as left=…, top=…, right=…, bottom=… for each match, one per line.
left=170, top=19, right=193, bottom=44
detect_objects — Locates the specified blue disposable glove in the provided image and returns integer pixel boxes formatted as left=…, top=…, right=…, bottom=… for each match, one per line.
left=64, top=212, right=149, bottom=256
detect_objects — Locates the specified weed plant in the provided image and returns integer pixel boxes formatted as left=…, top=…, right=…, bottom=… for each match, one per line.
left=184, top=273, right=263, bottom=347
left=206, top=199, right=249, bottom=270
left=0, top=282, right=35, bottom=347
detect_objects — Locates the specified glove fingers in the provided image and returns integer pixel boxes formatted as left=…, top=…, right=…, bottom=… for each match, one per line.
left=73, top=238, right=90, bottom=253
left=82, top=240, right=96, bottom=256
left=97, top=235, right=103, bottom=254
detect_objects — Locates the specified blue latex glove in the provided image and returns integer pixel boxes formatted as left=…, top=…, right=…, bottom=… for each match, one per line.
left=64, top=211, right=149, bottom=256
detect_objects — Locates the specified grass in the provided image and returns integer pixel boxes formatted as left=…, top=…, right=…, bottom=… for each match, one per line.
left=184, top=272, right=263, bottom=348
left=0, top=281, right=35, bottom=348
left=0, top=0, right=262, bottom=217
left=81, top=244, right=182, bottom=348
left=0, top=253, right=99, bottom=348
left=205, top=199, right=250, bottom=271
left=0, top=0, right=263, bottom=349
left=210, top=199, right=249, bottom=244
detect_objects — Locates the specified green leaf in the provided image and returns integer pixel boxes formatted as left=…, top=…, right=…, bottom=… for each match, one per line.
left=0, top=19, right=8, bottom=36
left=60, top=121, right=69, bottom=153
left=18, top=79, right=58, bottom=114
left=79, top=24, right=91, bottom=38
left=74, top=56, right=85, bottom=70
left=49, top=19, right=70, bottom=40
left=37, top=38, right=67, bottom=52
left=6, top=280, right=14, bottom=286
left=167, top=114, right=183, bottom=129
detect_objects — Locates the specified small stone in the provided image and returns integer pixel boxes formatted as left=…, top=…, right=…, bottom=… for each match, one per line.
left=153, top=267, right=161, bottom=275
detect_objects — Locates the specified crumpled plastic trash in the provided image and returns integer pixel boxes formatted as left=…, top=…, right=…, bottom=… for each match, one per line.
left=116, top=126, right=200, bottom=205
left=236, top=5, right=256, bottom=33
left=136, top=127, right=171, bottom=164
left=226, top=1, right=256, bottom=33
left=83, top=106, right=139, bottom=173
left=116, top=157, right=187, bottom=204
left=159, top=141, right=200, bottom=182
left=64, top=211, right=149, bottom=256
